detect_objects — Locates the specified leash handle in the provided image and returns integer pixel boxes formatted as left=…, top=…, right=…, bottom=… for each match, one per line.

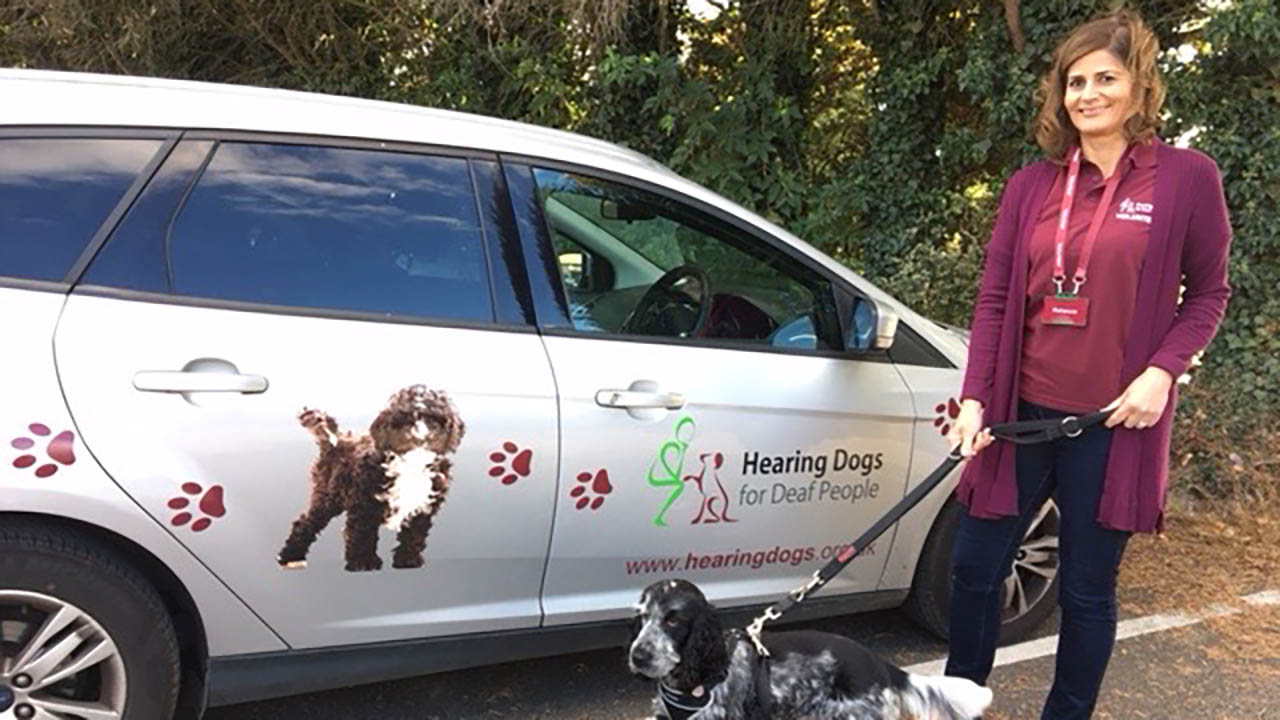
left=986, top=408, right=1112, bottom=444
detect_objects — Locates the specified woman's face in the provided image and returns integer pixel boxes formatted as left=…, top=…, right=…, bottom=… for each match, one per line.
left=1063, top=49, right=1136, bottom=141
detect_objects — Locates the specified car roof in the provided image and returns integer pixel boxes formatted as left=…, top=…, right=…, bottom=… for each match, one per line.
left=0, top=68, right=674, bottom=178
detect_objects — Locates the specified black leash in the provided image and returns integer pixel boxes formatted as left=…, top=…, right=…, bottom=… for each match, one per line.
left=744, top=407, right=1113, bottom=656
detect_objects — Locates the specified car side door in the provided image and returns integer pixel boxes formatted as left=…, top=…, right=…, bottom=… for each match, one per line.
left=54, top=136, right=559, bottom=648
left=503, top=162, right=918, bottom=625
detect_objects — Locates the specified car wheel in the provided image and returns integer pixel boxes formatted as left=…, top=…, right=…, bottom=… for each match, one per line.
left=0, top=520, right=180, bottom=720
left=904, top=498, right=1061, bottom=643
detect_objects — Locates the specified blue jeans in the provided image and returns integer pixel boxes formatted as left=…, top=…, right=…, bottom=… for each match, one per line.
left=945, top=399, right=1131, bottom=719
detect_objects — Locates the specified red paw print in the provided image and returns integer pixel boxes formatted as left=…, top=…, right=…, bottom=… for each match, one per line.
left=11, top=423, right=76, bottom=478
left=489, top=442, right=533, bottom=485
left=167, top=482, right=226, bottom=532
left=934, top=398, right=961, bottom=437
left=570, top=469, right=613, bottom=510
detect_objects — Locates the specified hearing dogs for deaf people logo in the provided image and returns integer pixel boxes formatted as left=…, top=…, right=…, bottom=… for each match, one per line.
left=646, top=416, right=697, bottom=527
left=644, top=415, right=738, bottom=527
left=686, top=452, right=736, bottom=525
left=645, top=415, right=742, bottom=527
left=645, top=415, right=888, bottom=527
left=735, top=447, right=884, bottom=509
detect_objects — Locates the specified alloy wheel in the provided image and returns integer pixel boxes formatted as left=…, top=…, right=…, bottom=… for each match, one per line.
left=0, top=590, right=127, bottom=719
left=1001, top=500, right=1061, bottom=623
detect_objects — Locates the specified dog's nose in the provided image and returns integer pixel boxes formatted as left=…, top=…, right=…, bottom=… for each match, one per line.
left=630, top=645, right=653, bottom=668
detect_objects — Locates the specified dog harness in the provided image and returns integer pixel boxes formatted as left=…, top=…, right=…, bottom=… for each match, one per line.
left=656, top=631, right=774, bottom=719
left=658, top=682, right=711, bottom=720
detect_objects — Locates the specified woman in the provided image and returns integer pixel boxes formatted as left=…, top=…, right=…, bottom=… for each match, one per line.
left=944, top=9, right=1231, bottom=719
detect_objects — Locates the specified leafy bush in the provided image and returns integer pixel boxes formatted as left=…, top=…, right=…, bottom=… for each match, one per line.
left=3, top=0, right=1274, bottom=498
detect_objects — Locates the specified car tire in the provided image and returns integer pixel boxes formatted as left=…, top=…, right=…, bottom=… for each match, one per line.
left=904, top=498, right=1061, bottom=644
left=0, top=520, right=180, bottom=720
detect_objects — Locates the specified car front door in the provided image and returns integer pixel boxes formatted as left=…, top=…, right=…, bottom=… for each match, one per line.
left=54, top=138, right=558, bottom=648
left=505, top=164, right=918, bottom=625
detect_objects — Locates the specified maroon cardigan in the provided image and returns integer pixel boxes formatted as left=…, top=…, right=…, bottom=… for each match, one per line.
left=956, top=141, right=1232, bottom=533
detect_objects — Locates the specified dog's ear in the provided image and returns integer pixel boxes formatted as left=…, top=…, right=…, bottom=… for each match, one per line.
left=428, top=391, right=465, bottom=452
left=670, top=599, right=728, bottom=688
left=441, top=405, right=465, bottom=453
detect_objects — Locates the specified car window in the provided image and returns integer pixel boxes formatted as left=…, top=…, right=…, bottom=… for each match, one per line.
left=0, top=138, right=162, bottom=282
left=168, top=142, right=493, bottom=322
left=531, top=168, right=840, bottom=350
left=82, top=140, right=216, bottom=293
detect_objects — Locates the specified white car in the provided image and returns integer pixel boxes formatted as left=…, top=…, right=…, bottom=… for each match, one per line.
left=0, top=69, right=1060, bottom=719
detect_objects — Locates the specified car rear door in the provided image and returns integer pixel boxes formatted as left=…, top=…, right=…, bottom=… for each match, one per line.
left=504, top=163, right=917, bottom=625
left=54, top=136, right=559, bottom=648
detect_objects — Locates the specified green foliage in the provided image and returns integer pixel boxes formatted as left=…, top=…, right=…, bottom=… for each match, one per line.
left=2, top=0, right=1274, bottom=497
left=1159, top=0, right=1280, bottom=497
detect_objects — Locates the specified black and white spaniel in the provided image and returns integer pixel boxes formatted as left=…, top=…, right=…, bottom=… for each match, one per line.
left=630, top=579, right=991, bottom=720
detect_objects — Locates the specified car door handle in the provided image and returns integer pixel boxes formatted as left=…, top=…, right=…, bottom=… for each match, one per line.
left=595, top=389, right=685, bottom=410
left=133, top=371, right=269, bottom=394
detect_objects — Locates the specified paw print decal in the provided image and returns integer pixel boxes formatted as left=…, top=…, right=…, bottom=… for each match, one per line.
left=11, top=423, right=76, bottom=478
left=933, top=398, right=961, bottom=437
left=167, top=482, right=226, bottom=532
left=489, top=441, right=533, bottom=485
left=570, top=469, right=613, bottom=510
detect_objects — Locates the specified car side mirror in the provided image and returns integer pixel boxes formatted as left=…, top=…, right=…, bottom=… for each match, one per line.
left=558, top=251, right=590, bottom=291
left=846, top=296, right=898, bottom=352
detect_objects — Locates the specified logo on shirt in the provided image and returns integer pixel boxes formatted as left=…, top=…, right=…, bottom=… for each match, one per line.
left=1116, top=197, right=1153, bottom=225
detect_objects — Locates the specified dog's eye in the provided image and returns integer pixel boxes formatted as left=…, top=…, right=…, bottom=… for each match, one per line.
left=663, top=612, right=680, bottom=627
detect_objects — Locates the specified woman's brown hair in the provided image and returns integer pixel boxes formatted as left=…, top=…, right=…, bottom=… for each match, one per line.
left=1035, top=9, right=1165, bottom=161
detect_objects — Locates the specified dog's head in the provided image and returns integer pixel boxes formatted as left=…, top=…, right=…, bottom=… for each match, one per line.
left=629, top=579, right=727, bottom=685
left=370, top=385, right=465, bottom=457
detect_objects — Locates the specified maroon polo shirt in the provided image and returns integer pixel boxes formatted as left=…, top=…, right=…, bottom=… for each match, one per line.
left=1019, top=142, right=1158, bottom=413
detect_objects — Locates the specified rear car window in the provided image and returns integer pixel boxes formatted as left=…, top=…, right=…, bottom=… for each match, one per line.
left=82, top=140, right=215, bottom=293
left=0, top=138, right=162, bottom=281
left=166, top=142, right=494, bottom=322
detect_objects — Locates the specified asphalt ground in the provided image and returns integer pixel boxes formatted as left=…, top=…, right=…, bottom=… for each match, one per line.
left=205, top=590, right=1280, bottom=719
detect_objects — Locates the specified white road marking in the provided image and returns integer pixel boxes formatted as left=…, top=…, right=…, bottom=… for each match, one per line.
left=903, top=589, right=1280, bottom=676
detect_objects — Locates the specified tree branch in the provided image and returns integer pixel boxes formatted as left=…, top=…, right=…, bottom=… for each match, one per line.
left=1003, top=0, right=1025, bottom=53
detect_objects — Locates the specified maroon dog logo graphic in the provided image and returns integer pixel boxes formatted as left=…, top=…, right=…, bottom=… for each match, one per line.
left=277, top=385, right=465, bottom=572
left=685, top=452, right=737, bottom=524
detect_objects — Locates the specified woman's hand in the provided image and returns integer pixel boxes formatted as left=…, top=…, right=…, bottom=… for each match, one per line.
left=1103, top=366, right=1174, bottom=429
left=948, top=399, right=994, bottom=458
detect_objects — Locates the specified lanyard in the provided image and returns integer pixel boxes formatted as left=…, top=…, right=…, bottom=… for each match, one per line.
left=1053, top=146, right=1128, bottom=295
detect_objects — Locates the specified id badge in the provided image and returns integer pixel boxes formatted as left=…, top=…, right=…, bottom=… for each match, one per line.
left=1040, top=294, right=1089, bottom=327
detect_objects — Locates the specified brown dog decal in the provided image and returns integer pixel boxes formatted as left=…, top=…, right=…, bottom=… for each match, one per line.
left=277, top=385, right=465, bottom=571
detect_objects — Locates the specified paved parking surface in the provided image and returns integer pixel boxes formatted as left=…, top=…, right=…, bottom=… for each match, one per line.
left=983, top=610, right=1279, bottom=719
left=202, top=593, right=1280, bottom=719
left=205, top=607, right=946, bottom=719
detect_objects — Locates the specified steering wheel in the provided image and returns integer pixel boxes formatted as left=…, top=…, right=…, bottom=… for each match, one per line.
left=619, top=265, right=712, bottom=338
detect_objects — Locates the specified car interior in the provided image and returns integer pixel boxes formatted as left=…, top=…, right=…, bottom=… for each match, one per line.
left=538, top=179, right=826, bottom=350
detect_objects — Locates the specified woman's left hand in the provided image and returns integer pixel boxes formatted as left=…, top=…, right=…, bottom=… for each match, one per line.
left=1103, top=366, right=1175, bottom=429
